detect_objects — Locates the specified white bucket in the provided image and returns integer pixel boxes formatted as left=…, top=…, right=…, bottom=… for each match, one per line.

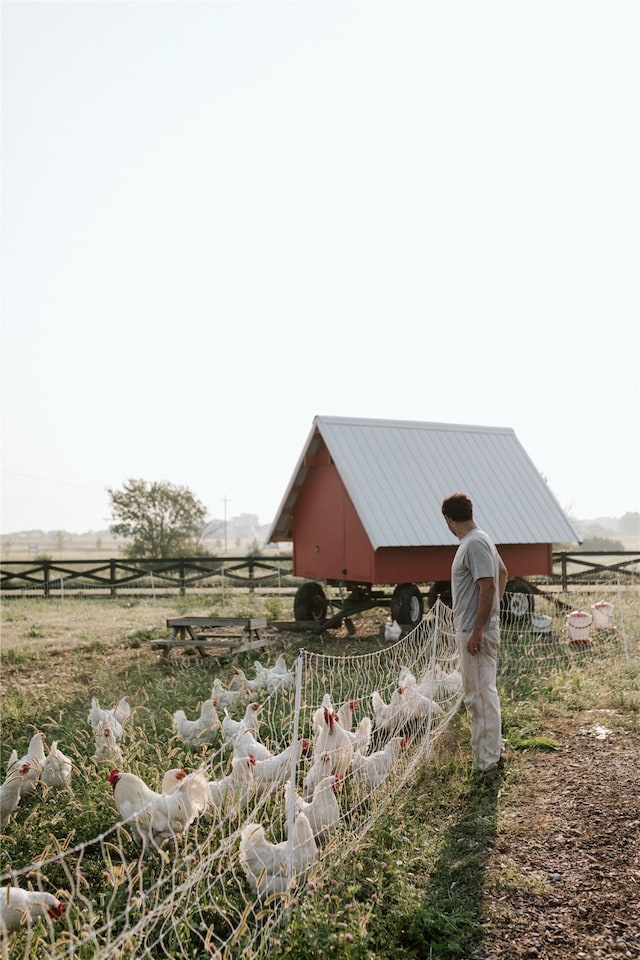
left=531, top=613, right=552, bottom=633
left=591, top=601, right=615, bottom=629
left=567, top=610, right=592, bottom=643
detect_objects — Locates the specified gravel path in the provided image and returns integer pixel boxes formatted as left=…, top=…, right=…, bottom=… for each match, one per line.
left=481, top=712, right=640, bottom=960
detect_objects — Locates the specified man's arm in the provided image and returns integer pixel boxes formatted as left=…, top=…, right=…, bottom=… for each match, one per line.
left=498, top=557, right=508, bottom=600
left=467, top=577, right=496, bottom=654
left=474, top=578, right=496, bottom=630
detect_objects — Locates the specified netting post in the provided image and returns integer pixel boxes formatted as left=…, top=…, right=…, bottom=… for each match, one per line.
left=286, top=650, right=305, bottom=886
left=424, top=599, right=441, bottom=763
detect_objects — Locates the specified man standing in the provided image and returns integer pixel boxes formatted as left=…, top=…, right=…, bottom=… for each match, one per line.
left=441, top=492, right=508, bottom=774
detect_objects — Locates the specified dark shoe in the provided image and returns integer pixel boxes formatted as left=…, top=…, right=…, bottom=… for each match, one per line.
left=474, top=756, right=505, bottom=779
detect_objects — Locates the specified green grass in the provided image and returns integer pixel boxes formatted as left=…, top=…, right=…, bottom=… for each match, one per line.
left=1, top=591, right=638, bottom=959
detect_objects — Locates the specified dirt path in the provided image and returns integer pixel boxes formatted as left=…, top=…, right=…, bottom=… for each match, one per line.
left=481, top=712, right=640, bottom=960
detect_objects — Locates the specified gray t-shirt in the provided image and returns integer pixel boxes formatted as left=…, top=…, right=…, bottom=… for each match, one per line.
left=451, top=528, right=505, bottom=632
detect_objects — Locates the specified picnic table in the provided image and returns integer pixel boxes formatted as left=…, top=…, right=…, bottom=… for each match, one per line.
left=150, top=616, right=268, bottom=658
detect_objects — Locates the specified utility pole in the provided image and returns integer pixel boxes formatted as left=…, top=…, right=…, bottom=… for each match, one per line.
left=220, top=494, right=231, bottom=554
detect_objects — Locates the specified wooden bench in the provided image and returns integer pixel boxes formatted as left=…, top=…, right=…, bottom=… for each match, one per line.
left=150, top=617, right=268, bottom=658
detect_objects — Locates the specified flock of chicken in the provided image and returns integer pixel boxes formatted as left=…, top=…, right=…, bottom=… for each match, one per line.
left=1, top=648, right=462, bottom=935
left=107, top=652, right=460, bottom=902
left=1, top=731, right=70, bottom=934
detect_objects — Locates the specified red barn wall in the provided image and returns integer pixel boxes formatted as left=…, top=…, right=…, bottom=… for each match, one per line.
left=495, top=542, right=553, bottom=578
left=291, top=446, right=556, bottom=585
left=292, top=449, right=375, bottom=582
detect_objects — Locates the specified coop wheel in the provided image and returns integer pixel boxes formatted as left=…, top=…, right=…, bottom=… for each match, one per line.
left=390, top=583, right=423, bottom=627
left=501, top=579, right=535, bottom=622
left=427, top=581, right=453, bottom=609
left=294, top=582, right=328, bottom=622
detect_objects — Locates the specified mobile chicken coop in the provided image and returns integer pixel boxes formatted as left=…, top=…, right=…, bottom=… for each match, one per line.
left=267, top=415, right=581, bottom=630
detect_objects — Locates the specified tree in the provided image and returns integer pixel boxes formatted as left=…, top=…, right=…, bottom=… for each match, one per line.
left=619, top=512, right=640, bottom=537
left=108, top=479, right=208, bottom=558
left=576, top=535, right=625, bottom=552
left=54, top=530, right=68, bottom=554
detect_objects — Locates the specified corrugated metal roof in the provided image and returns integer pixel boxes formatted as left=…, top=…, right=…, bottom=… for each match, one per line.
left=268, top=415, right=581, bottom=548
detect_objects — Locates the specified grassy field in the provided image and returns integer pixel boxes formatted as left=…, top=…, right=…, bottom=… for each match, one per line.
left=1, top=589, right=638, bottom=958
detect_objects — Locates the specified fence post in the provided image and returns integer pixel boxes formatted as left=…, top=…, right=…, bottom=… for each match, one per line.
left=561, top=552, right=568, bottom=591
left=179, top=558, right=186, bottom=598
left=60, top=577, right=66, bottom=639
left=110, top=559, right=117, bottom=598
left=616, top=577, right=631, bottom=667
left=248, top=557, right=255, bottom=594
left=43, top=561, right=50, bottom=598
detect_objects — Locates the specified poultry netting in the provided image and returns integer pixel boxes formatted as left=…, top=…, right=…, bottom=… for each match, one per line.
left=2, top=583, right=639, bottom=959
left=1, top=602, right=461, bottom=959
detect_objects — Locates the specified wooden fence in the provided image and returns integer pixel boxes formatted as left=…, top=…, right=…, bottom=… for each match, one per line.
left=0, top=556, right=300, bottom=598
left=0, top=552, right=638, bottom=599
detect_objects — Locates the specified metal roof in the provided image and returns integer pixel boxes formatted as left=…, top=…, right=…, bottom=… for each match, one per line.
left=268, top=415, right=581, bottom=548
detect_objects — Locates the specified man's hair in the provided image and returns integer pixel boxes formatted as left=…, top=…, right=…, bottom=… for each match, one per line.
left=441, top=493, right=473, bottom=522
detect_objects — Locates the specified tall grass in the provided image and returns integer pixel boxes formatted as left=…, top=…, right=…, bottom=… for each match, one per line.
left=1, top=588, right=638, bottom=958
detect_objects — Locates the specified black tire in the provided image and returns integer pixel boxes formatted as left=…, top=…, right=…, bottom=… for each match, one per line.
left=501, top=579, right=535, bottom=622
left=294, top=581, right=328, bottom=623
left=390, top=583, right=424, bottom=627
left=426, top=580, right=453, bottom=609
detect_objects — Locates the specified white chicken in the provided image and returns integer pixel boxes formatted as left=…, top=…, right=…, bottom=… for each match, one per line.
left=398, top=665, right=419, bottom=686
left=7, top=731, right=46, bottom=797
left=254, top=654, right=296, bottom=692
left=40, top=741, right=73, bottom=789
left=88, top=696, right=130, bottom=741
left=371, top=687, right=406, bottom=736
left=211, top=676, right=248, bottom=712
left=313, top=707, right=354, bottom=778
left=400, top=678, right=445, bottom=725
left=92, top=725, right=124, bottom=764
left=249, top=739, right=309, bottom=795
left=434, top=666, right=463, bottom=702
left=160, top=768, right=209, bottom=815
left=402, top=665, right=439, bottom=700
left=0, top=762, right=31, bottom=830
left=108, top=768, right=206, bottom=852
left=207, top=756, right=256, bottom=815
left=341, top=715, right=373, bottom=755
left=285, top=773, right=341, bottom=842
left=161, top=767, right=187, bottom=794
left=229, top=667, right=260, bottom=699
left=222, top=701, right=261, bottom=746
left=336, top=698, right=356, bottom=731
left=239, top=810, right=318, bottom=901
left=232, top=728, right=273, bottom=762
left=0, top=885, right=64, bottom=934
left=352, top=736, right=407, bottom=790
left=172, top=699, right=221, bottom=747
left=384, top=619, right=402, bottom=642
left=301, top=750, right=334, bottom=800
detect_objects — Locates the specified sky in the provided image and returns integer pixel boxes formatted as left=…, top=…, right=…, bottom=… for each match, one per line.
left=1, top=0, right=639, bottom=536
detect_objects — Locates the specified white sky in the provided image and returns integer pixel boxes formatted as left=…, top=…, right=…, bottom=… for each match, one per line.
left=1, top=0, right=638, bottom=535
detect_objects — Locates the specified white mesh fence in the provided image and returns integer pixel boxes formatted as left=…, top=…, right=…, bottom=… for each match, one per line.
left=1, top=583, right=638, bottom=958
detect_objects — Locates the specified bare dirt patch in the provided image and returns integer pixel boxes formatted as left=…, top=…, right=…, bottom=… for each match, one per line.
left=482, top=713, right=640, bottom=960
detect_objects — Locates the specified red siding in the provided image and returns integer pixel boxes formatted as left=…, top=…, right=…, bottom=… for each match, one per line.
left=290, top=442, right=556, bottom=585
left=373, top=546, right=457, bottom=583
left=496, top=542, right=553, bottom=578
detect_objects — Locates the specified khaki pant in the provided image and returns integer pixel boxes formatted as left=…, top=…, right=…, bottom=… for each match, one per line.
left=457, top=626, right=503, bottom=771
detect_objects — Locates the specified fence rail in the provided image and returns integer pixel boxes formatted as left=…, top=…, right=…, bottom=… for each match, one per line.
left=0, top=556, right=300, bottom=597
left=0, top=552, right=638, bottom=598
